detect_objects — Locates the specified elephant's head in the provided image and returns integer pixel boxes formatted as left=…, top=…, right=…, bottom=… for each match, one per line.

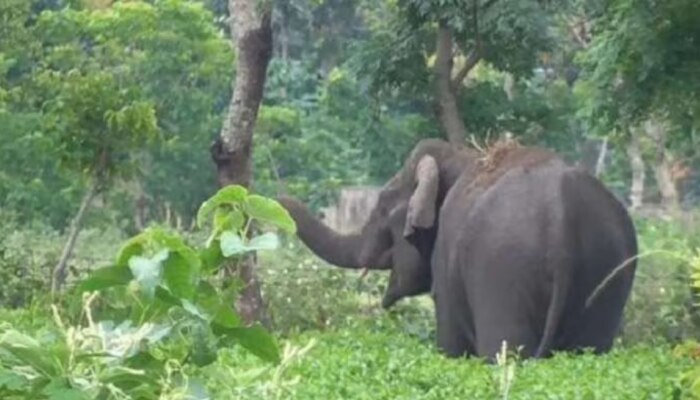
left=279, top=139, right=475, bottom=308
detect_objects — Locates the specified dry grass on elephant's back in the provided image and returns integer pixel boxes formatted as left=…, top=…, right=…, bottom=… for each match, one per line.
left=471, top=136, right=559, bottom=188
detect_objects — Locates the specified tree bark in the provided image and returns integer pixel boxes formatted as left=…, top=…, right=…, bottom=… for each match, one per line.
left=214, top=0, right=273, bottom=188
left=594, top=136, right=608, bottom=178
left=435, top=23, right=468, bottom=145
left=645, top=118, right=679, bottom=209
left=52, top=179, right=99, bottom=294
left=626, top=132, right=645, bottom=210
left=211, top=0, right=273, bottom=325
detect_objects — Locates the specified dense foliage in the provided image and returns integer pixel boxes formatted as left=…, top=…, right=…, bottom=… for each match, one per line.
left=1, top=0, right=700, bottom=397
left=208, top=323, right=690, bottom=399
left=0, top=186, right=293, bottom=398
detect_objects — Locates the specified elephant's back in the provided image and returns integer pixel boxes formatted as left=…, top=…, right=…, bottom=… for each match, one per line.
left=433, top=155, right=571, bottom=285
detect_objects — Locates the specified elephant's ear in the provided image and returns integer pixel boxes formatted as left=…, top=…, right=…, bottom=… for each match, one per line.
left=403, top=155, right=439, bottom=241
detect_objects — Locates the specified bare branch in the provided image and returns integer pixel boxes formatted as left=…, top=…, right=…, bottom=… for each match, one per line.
left=565, top=16, right=590, bottom=48
left=452, top=48, right=481, bottom=87
left=452, top=0, right=483, bottom=87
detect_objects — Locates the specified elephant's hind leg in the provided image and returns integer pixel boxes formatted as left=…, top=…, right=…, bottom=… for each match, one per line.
left=472, top=301, right=542, bottom=361
left=560, top=271, right=633, bottom=354
left=434, top=287, right=475, bottom=358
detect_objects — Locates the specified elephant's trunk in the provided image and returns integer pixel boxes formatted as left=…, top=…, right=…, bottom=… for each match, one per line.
left=278, top=196, right=367, bottom=269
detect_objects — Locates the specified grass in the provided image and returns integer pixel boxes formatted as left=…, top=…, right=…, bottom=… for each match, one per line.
left=203, top=316, right=689, bottom=399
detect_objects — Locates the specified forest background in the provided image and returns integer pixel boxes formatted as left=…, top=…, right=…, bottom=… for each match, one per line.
left=1, top=0, right=700, bottom=398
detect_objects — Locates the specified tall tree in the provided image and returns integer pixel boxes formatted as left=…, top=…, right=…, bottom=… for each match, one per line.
left=577, top=0, right=700, bottom=208
left=357, top=0, right=554, bottom=144
left=211, top=0, right=273, bottom=324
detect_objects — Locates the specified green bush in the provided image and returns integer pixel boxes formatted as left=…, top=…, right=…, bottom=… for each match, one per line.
left=204, top=317, right=690, bottom=399
left=0, top=185, right=289, bottom=398
left=0, top=212, right=124, bottom=307
left=622, top=214, right=700, bottom=344
left=257, top=239, right=436, bottom=342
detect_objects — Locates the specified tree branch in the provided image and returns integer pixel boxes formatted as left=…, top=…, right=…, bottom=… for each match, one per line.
left=452, top=0, right=482, bottom=87
left=452, top=49, right=481, bottom=87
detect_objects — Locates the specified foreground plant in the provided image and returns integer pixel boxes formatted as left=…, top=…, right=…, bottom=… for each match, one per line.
left=0, top=185, right=295, bottom=399
left=676, top=249, right=700, bottom=398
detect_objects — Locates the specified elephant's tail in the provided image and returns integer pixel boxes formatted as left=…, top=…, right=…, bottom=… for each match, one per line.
left=534, top=269, right=569, bottom=358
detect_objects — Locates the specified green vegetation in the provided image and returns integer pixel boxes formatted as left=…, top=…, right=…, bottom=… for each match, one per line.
left=206, top=323, right=688, bottom=399
left=1, top=0, right=699, bottom=398
left=0, top=186, right=294, bottom=398
left=1, top=213, right=699, bottom=398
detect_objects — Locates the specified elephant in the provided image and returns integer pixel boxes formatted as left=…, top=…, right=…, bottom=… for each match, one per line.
left=278, top=138, right=637, bottom=360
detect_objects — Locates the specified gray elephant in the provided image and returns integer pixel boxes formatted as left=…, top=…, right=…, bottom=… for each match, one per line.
left=278, top=138, right=637, bottom=360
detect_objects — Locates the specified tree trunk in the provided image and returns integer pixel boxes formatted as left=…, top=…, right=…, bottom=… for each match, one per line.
left=213, top=0, right=272, bottom=188
left=133, top=187, right=147, bottom=231
left=52, top=179, right=99, bottom=293
left=626, top=132, right=645, bottom=210
left=578, top=139, right=599, bottom=175
left=594, top=136, right=608, bottom=178
left=645, top=118, right=679, bottom=209
left=435, top=23, right=468, bottom=145
left=211, top=0, right=273, bottom=326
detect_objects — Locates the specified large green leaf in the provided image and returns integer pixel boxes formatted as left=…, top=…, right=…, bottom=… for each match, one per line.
left=150, top=229, right=201, bottom=272
left=219, top=231, right=280, bottom=257
left=243, top=195, right=296, bottom=233
left=154, top=286, right=181, bottom=307
left=193, top=282, right=241, bottom=328
left=0, top=367, right=28, bottom=391
left=77, top=265, right=133, bottom=293
left=214, top=207, right=245, bottom=233
left=219, top=231, right=247, bottom=257
left=217, top=325, right=280, bottom=364
left=128, top=250, right=168, bottom=298
left=98, top=367, right=161, bottom=397
left=212, top=304, right=241, bottom=329
left=196, top=185, right=249, bottom=228
left=163, top=252, right=197, bottom=300
left=195, top=281, right=220, bottom=314
left=190, top=323, right=217, bottom=367
left=42, top=379, right=88, bottom=400
left=199, top=242, right=224, bottom=273
left=248, top=232, right=280, bottom=251
left=181, top=300, right=208, bottom=320
left=116, top=237, right=146, bottom=267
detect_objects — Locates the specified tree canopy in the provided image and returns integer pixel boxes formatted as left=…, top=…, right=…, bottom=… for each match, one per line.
left=0, top=0, right=698, bottom=230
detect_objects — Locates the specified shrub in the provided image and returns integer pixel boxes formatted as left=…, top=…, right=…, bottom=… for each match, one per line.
left=205, top=317, right=690, bottom=399
left=0, top=211, right=124, bottom=307
left=621, top=215, right=700, bottom=344
left=0, top=185, right=290, bottom=398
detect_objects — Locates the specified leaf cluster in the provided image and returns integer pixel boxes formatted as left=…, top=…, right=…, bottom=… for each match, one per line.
left=0, top=186, right=295, bottom=398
